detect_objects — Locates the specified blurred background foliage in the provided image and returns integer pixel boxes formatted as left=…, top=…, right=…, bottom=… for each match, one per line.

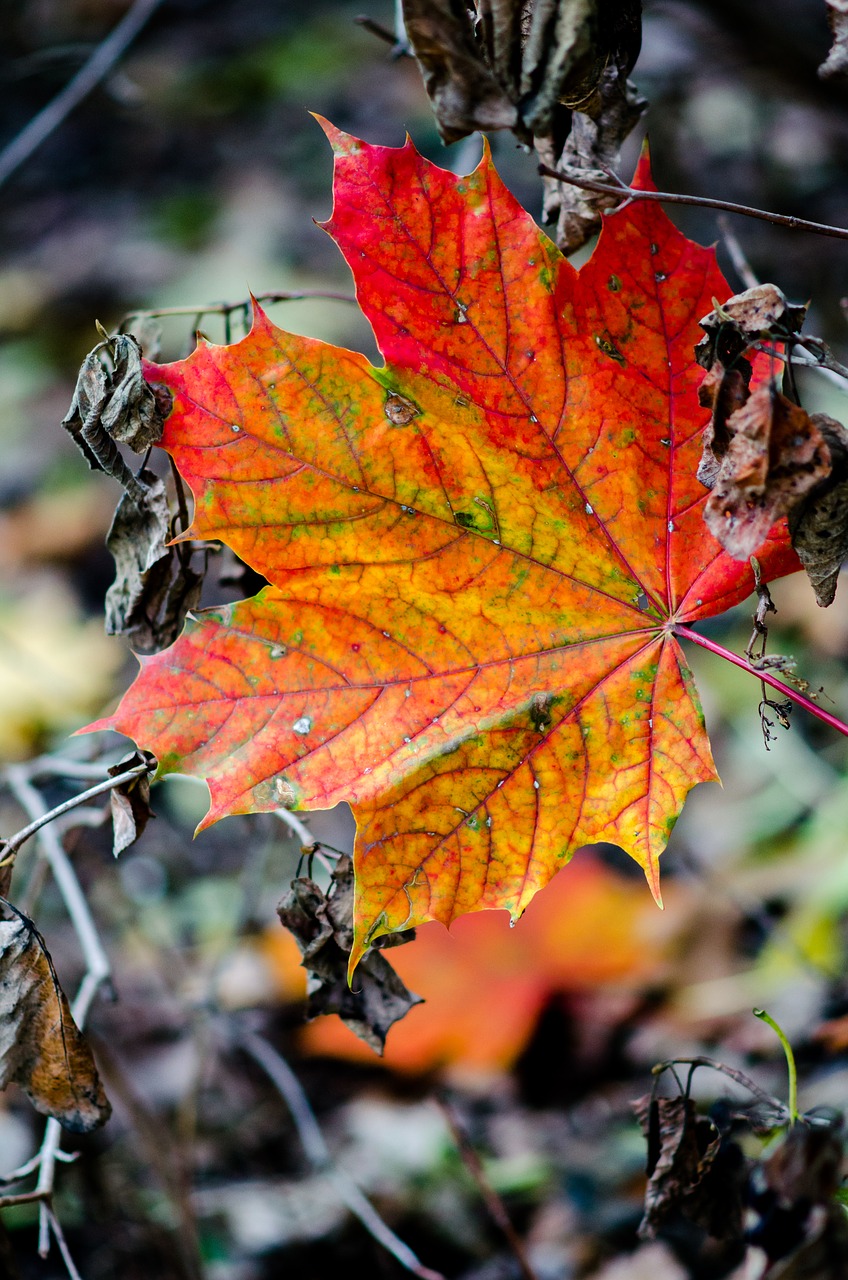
left=3, top=1, right=848, bottom=1277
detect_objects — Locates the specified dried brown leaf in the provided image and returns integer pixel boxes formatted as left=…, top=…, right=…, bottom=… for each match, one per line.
left=401, top=0, right=518, bottom=144
left=696, top=285, right=807, bottom=371
left=104, top=470, right=204, bottom=654
left=278, top=855, right=423, bottom=1054
left=401, top=0, right=644, bottom=251
left=819, top=0, right=848, bottom=80
left=697, top=361, right=751, bottom=489
left=704, top=382, right=831, bottom=561
left=633, top=1095, right=742, bottom=1242
left=788, top=415, right=848, bottom=607
left=99, top=335, right=163, bottom=453
left=0, top=910, right=110, bottom=1132
left=108, top=750, right=157, bottom=856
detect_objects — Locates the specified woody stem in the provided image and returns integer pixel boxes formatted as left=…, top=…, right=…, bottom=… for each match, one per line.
left=673, top=623, right=848, bottom=739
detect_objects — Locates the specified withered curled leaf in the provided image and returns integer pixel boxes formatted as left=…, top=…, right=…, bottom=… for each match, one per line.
left=278, top=855, right=422, bottom=1054
left=0, top=909, right=110, bottom=1131
left=703, top=381, right=831, bottom=562
left=401, top=0, right=645, bottom=251
left=108, top=749, right=157, bottom=856
left=105, top=470, right=205, bottom=654
left=62, top=335, right=167, bottom=506
left=788, top=414, right=848, bottom=607
left=696, top=361, right=751, bottom=490
left=633, top=1094, right=743, bottom=1242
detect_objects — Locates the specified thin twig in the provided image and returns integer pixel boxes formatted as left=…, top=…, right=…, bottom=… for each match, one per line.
left=0, top=0, right=164, bottom=190
left=274, top=807, right=314, bottom=848
left=537, top=165, right=848, bottom=242
left=652, top=1056, right=787, bottom=1116
left=356, top=14, right=412, bottom=55
left=717, top=215, right=760, bottom=290
left=438, top=1097, right=539, bottom=1280
left=235, top=1026, right=446, bottom=1280
left=42, top=1205, right=84, bottom=1280
left=1, top=761, right=154, bottom=859
left=0, top=1190, right=50, bottom=1210
left=0, top=1151, right=76, bottom=1189
left=120, top=288, right=356, bottom=330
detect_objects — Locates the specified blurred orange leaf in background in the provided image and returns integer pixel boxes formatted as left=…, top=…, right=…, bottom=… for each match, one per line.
left=263, top=854, right=680, bottom=1074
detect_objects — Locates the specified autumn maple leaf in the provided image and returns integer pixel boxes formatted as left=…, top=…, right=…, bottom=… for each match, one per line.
left=88, top=122, right=798, bottom=966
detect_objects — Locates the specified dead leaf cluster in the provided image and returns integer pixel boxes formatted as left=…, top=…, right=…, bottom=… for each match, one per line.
left=63, top=335, right=206, bottom=651
left=696, top=284, right=848, bottom=606
left=277, top=855, right=422, bottom=1055
left=401, top=0, right=645, bottom=251
left=635, top=1085, right=848, bottom=1279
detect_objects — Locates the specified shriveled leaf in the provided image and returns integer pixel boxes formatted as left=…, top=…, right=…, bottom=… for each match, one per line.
left=278, top=856, right=422, bottom=1053
left=108, top=749, right=157, bottom=856
left=819, top=0, right=848, bottom=80
left=697, top=285, right=807, bottom=358
left=63, top=336, right=167, bottom=506
left=100, top=335, right=164, bottom=452
left=788, top=414, right=848, bottom=607
left=633, top=1095, right=741, bottom=1242
left=104, top=470, right=205, bottom=654
left=751, top=1121, right=848, bottom=1275
left=696, top=362, right=751, bottom=489
left=402, top=0, right=644, bottom=251
left=86, top=126, right=800, bottom=968
left=0, top=912, right=110, bottom=1131
left=704, top=382, right=831, bottom=561
left=401, top=0, right=518, bottom=144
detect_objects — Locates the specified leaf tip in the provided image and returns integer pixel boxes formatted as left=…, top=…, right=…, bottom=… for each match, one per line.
left=631, top=136, right=657, bottom=195
left=311, top=113, right=363, bottom=158
left=644, top=856, right=664, bottom=909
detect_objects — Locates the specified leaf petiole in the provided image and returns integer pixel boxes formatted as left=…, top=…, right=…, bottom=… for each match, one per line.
left=674, top=623, right=848, bottom=740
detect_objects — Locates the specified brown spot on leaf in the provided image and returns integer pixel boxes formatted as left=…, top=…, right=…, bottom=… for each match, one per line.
left=384, top=392, right=420, bottom=426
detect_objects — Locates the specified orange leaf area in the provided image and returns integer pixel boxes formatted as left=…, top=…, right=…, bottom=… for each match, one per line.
left=262, top=856, right=677, bottom=1074
left=89, top=122, right=799, bottom=964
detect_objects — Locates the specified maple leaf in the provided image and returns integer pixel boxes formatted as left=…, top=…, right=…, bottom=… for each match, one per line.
left=87, top=123, right=799, bottom=968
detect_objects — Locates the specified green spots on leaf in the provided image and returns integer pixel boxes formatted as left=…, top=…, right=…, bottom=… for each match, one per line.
left=607, top=275, right=621, bottom=292
left=621, top=428, right=636, bottom=444
left=466, top=814, right=480, bottom=831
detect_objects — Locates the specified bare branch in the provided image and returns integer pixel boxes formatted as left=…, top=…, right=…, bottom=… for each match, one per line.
left=234, top=1025, right=446, bottom=1280
left=438, top=1096, right=539, bottom=1280
left=0, top=0, right=165, bottom=191
left=2, top=761, right=154, bottom=860
left=538, top=165, right=848, bottom=243
left=120, top=288, right=356, bottom=330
